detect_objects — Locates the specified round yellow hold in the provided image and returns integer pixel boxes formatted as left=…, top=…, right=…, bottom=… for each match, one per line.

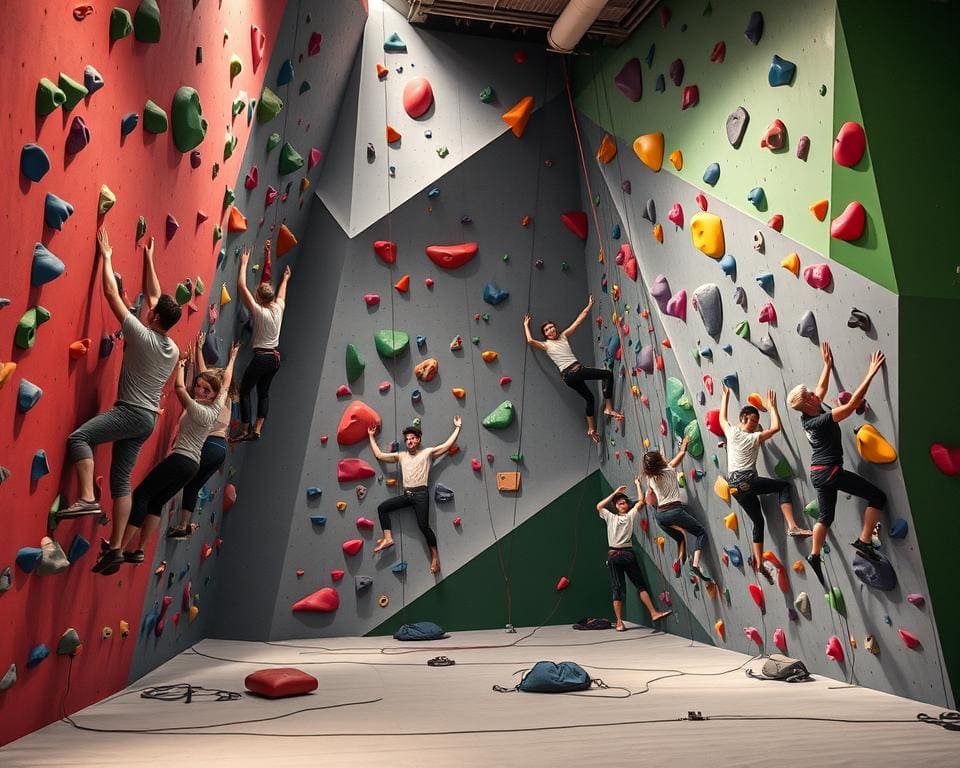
left=690, top=211, right=725, bottom=259
left=632, top=132, right=664, bottom=172
left=855, top=423, right=898, bottom=464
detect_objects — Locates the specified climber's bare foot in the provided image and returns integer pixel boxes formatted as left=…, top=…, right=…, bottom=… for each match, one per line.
left=615, top=623, right=626, bottom=632
left=604, top=409, right=625, bottom=422
left=373, top=538, right=394, bottom=553
left=651, top=610, right=672, bottom=622
left=430, top=557, right=440, bottom=574
left=587, top=430, right=600, bottom=444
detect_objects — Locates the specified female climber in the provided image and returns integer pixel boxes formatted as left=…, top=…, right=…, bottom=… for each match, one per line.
left=786, top=342, right=887, bottom=585
left=231, top=244, right=290, bottom=442
left=641, top=437, right=712, bottom=582
left=522, top=294, right=622, bottom=444
left=93, top=342, right=238, bottom=575
left=595, top=485, right=672, bottom=631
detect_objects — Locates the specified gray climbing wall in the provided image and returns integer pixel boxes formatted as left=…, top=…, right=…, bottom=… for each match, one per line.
left=578, top=114, right=952, bottom=707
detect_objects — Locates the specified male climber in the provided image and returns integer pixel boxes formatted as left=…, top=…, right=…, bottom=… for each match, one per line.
left=367, top=416, right=462, bottom=574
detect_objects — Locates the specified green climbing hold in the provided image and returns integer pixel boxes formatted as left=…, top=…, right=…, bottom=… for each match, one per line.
left=143, top=99, right=168, bottom=133
left=773, top=457, right=792, bottom=479
left=278, top=142, right=304, bottom=175
left=232, top=96, right=245, bottom=117
left=229, top=54, right=243, bottom=81
left=58, top=73, right=88, bottom=111
left=683, top=420, right=704, bottom=458
left=171, top=86, right=207, bottom=152
left=110, top=7, right=133, bottom=40
left=510, top=451, right=524, bottom=464
left=825, top=586, right=846, bottom=616
left=374, top=330, right=410, bottom=358
left=175, top=283, right=191, bottom=306
left=480, top=86, right=494, bottom=103
left=222, top=186, right=235, bottom=210
left=471, top=336, right=480, bottom=345
left=213, top=226, right=222, bottom=244
left=194, top=276, right=205, bottom=296
left=482, top=400, right=515, bottom=430
left=560, top=262, right=570, bottom=271
left=36, top=78, right=66, bottom=116
left=134, top=0, right=161, bottom=43
left=803, top=499, right=819, bottom=518
left=723, top=587, right=731, bottom=605
left=223, top=130, right=237, bottom=160
left=136, top=216, right=147, bottom=240
left=256, top=87, right=283, bottom=123
left=666, top=377, right=685, bottom=406
left=15, top=307, right=51, bottom=350
left=677, top=473, right=686, bottom=488
left=266, top=132, right=282, bottom=152
left=299, top=81, right=311, bottom=95
left=735, top=320, right=750, bottom=340
left=691, top=348, right=701, bottom=363
left=345, top=343, right=365, bottom=383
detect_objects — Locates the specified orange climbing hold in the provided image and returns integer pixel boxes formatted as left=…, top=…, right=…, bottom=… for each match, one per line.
left=724, top=511, right=738, bottom=533
left=747, top=393, right=767, bottom=412
left=376, top=64, right=388, bottom=79
left=425, top=243, right=478, bottom=269
left=0, top=362, right=17, bottom=388
left=481, top=350, right=498, bottom=362
left=792, top=559, right=805, bottom=573
left=227, top=207, right=248, bottom=232
left=277, top=224, right=298, bottom=256
left=451, top=387, right=466, bottom=399
left=502, top=96, right=534, bottom=138
left=414, top=358, right=439, bottom=382
left=394, top=274, right=410, bottom=293
left=715, top=619, right=726, bottom=640
left=652, top=223, right=663, bottom=243
left=386, top=125, right=401, bottom=143
left=714, top=475, right=731, bottom=503
left=337, top=401, right=381, bottom=445
left=780, top=252, right=800, bottom=276
left=809, top=199, right=829, bottom=221
left=596, top=134, right=617, bottom=164
left=69, top=339, right=91, bottom=360
left=668, top=149, right=683, bottom=170
left=632, top=132, right=664, bottom=172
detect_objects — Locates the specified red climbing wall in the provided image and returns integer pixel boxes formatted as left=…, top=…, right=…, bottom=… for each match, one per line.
left=0, top=1, right=287, bottom=745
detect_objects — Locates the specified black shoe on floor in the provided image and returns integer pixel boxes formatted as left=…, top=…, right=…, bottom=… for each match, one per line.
left=806, top=553, right=826, bottom=586
left=123, top=549, right=145, bottom=564
left=93, top=548, right=124, bottom=576
left=851, top=539, right=881, bottom=561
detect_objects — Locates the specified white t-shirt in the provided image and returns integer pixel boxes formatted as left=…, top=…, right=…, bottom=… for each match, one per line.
left=249, top=298, right=285, bottom=349
left=208, top=402, right=231, bottom=439
left=117, top=313, right=179, bottom=413
left=599, top=508, right=638, bottom=547
left=543, top=336, right=578, bottom=371
left=647, top=467, right=681, bottom=507
left=723, top=423, right=762, bottom=474
left=173, top=392, right=228, bottom=463
left=382, top=449, right=435, bottom=488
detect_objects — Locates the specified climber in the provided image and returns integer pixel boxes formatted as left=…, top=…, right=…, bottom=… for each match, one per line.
left=641, top=436, right=712, bottom=582
left=596, top=485, right=672, bottom=630
left=167, top=331, right=238, bottom=539
left=93, top=343, right=238, bottom=575
left=367, top=416, right=462, bottom=574
left=61, top=228, right=181, bottom=548
left=231, top=244, right=290, bottom=442
left=522, top=294, right=622, bottom=445
left=787, top=342, right=887, bottom=585
left=719, top=385, right=812, bottom=584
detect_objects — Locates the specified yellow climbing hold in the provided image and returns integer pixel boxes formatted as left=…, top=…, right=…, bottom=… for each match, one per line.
left=855, top=424, right=898, bottom=464
left=668, top=149, right=683, bottom=170
left=336, top=500, right=348, bottom=512
left=596, top=133, right=617, bottom=164
left=652, top=223, right=663, bottom=243
left=632, top=132, right=664, bottom=172
left=119, top=620, right=130, bottom=637
left=724, top=511, right=738, bottom=532
left=781, top=252, right=800, bottom=276
left=481, top=350, right=498, bottom=362
left=220, top=283, right=231, bottom=306
left=714, top=474, right=731, bottom=503
left=690, top=211, right=725, bottom=259
left=188, top=605, right=199, bottom=624
left=655, top=536, right=665, bottom=550
left=809, top=199, right=829, bottom=221
left=630, top=385, right=640, bottom=397
left=643, top=438, right=650, bottom=448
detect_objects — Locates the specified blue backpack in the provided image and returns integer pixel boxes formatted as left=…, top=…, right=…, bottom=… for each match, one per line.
left=517, top=661, right=592, bottom=693
left=393, top=621, right=446, bottom=641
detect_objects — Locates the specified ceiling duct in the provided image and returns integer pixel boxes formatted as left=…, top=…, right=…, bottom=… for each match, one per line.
left=547, top=0, right=609, bottom=52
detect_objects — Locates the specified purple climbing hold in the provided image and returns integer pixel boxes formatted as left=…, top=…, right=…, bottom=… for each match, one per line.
left=621, top=180, right=632, bottom=194
left=65, top=116, right=91, bottom=154
left=744, top=11, right=764, bottom=45
left=83, top=65, right=105, bottom=95
left=796, top=135, right=810, bottom=161
left=637, top=345, right=655, bottom=374
left=614, top=58, right=642, bottom=102
left=665, top=289, right=687, bottom=321
left=726, top=106, right=749, bottom=148
left=190, top=149, right=202, bottom=168
left=165, top=214, right=179, bottom=240
left=669, top=58, right=684, bottom=87
left=733, top=286, right=747, bottom=309
left=650, top=274, right=672, bottom=312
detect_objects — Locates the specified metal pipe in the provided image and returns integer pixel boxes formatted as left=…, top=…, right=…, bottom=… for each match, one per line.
left=546, top=0, right=609, bottom=53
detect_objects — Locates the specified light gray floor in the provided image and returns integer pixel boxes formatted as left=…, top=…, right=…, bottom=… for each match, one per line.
left=4, top=625, right=958, bottom=767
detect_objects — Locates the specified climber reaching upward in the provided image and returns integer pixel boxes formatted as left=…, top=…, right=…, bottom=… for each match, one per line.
left=523, top=294, right=622, bottom=445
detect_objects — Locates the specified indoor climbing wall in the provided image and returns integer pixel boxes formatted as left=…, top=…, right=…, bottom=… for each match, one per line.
left=208, top=3, right=614, bottom=641
left=1, top=0, right=287, bottom=745
left=570, top=0, right=954, bottom=707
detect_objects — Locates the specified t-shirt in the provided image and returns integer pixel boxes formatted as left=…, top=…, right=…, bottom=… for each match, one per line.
left=599, top=508, right=639, bottom=548
left=647, top=467, right=681, bottom=507
left=382, top=448, right=435, bottom=488
left=543, top=336, right=578, bottom=372
left=723, top=423, right=762, bottom=474
left=173, top=393, right=228, bottom=463
left=801, top=406, right=843, bottom=466
left=208, top=402, right=231, bottom=439
left=117, top=313, right=179, bottom=413
left=249, top=298, right=285, bottom=349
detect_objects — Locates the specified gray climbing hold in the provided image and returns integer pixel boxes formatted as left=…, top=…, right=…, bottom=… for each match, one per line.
left=794, top=591, right=811, bottom=619
left=847, top=308, right=871, bottom=332
left=725, top=106, right=749, bottom=148
left=355, top=575, right=374, bottom=592
left=0, top=566, right=11, bottom=593
left=797, top=310, right=817, bottom=339
left=733, top=286, right=747, bottom=309
left=642, top=198, right=656, bottom=223
left=36, top=537, right=69, bottom=576
left=692, top=284, right=723, bottom=340
left=756, top=335, right=778, bottom=358
left=0, top=664, right=16, bottom=690
left=44, top=193, right=74, bottom=230
left=434, top=483, right=455, bottom=503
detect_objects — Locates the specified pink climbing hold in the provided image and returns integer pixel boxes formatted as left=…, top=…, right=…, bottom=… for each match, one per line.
left=906, top=593, right=926, bottom=607
left=363, top=293, right=380, bottom=306
left=758, top=302, right=777, bottom=324
left=830, top=201, right=866, bottom=241
left=703, top=375, right=714, bottom=395
left=425, top=243, right=478, bottom=269
left=695, top=192, right=708, bottom=211
left=803, top=263, right=833, bottom=290
left=265, top=186, right=279, bottom=206
left=336, top=384, right=352, bottom=398
left=403, top=77, right=434, bottom=118
left=223, top=484, right=237, bottom=512
left=665, top=289, right=687, bottom=321
left=251, top=25, right=266, bottom=71
left=560, top=211, right=588, bottom=240
left=499, top=376, right=512, bottom=387
left=681, top=85, right=699, bottom=110
left=613, top=57, right=642, bottom=102
left=556, top=576, right=570, bottom=591
left=307, top=31, right=323, bottom=56
left=930, top=443, right=960, bottom=476
left=825, top=635, right=845, bottom=662
left=308, top=147, right=323, bottom=170
left=773, top=627, right=787, bottom=654
left=245, top=166, right=259, bottom=189
left=743, top=626, right=763, bottom=647
left=374, top=240, right=397, bottom=264
left=710, top=41, right=726, bottom=63
left=760, top=119, right=787, bottom=151
left=898, top=629, right=921, bottom=649
left=748, top=583, right=766, bottom=611
left=320, top=435, right=329, bottom=444
left=424, top=277, right=434, bottom=288
left=617, top=244, right=638, bottom=281
left=667, top=203, right=684, bottom=228
left=833, top=121, right=866, bottom=167
left=471, top=457, right=482, bottom=471
left=337, top=401, right=381, bottom=445
left=331, top=569, right=344, bottom=581
left=659, top=5, right=671, bottom=27
left=292, top=587, right=340, bottom=612
left=453, top=516, right=462, bottom=527
left=356, top=517, right=375, bottom=530
left=342, top=539, right=364, bottom=556
left=337, top=459, right=376, bottom=483
left=378, top=381, right=391, bottom=393
left=705, top=409, right=723, bottom=437
left=659, top=418, right=668, bottom=436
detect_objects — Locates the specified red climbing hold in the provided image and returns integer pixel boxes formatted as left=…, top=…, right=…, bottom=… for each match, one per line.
left=668, top=203, right=684, bottom=228
left=617, top=244, right=638, bottom=281
left=710, top=41, right=726, bottom=63
left=222, top=483, right=237, bottom=512
left=307, top=31, right=323, bottom=56
left=331, top=569, right=345, bottom=581
left=251, top=25, right=266, bottom=71
left=705, top=409, right=723, bottom=437
left=337, top=459, right=376, bottom=483
left=830, top=201, right=866, bottom=241
left=560, top=212, right=588, bottom=240
left=308, top=148, right=322, bottom=170
left=748, top=583, right=765, bottom=611
left=376, top=64, right=388, bottom=79
left=898, top=629, right=921, bottom=649
left=681, top=85, right=699, bottom=110
left=200, top=543, right=213, bottom=562
left=386, top=125, right=402, bottom=144
left=833, top=121, right=866, bottom=167
left=767, top=214, right=784, bottom=232
left=453, top=516, right=462, bottom=527
left=471, top=457, right=482, bottom=472
left=374, top=240, right=397, bottom=264
left=337, top=401, right=381, bottom=445
left=499, top=376, right=512, bottom=386
left=930, top=443, right=960, bottom=476
left=403, top=77, right=434, bottom=119
left=825, top=635, right=845, bottom=662
left=555, top=576, right=570, bottom=591
left=760, top=119, right=787, bottom=151
left=292, top=587, right=340, bottom=612
left=356, top=517, right=375, bottom=530
left=695, top=192, right=708, bottom=211
left=342, top=539, right=363, bottom=556
left=425, top=243, right=478, bottom=269
left=336, top=384, right=352, bottom=398
left=773, top=627, right=787, bottom=654
left=245, top=166, right=259, bottom=189
left=744, top=626, right=763, bottom=646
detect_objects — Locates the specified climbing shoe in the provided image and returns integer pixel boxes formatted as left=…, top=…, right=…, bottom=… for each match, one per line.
left=93, top=548, right=124, bottom=576
left=806, top=553, right=825, bottom=586
left=123, top=549, right=145, bottom=564
left=850, top=539, right=880, bottom=562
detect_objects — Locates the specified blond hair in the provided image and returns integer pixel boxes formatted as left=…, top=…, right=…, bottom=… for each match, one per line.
left=786, top=384, right=809, bottom=410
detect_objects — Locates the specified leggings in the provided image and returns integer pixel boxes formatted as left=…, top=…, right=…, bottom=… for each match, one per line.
left=728, top=470, right=791, bottom=544
left=129, top=453, right=199, bottom=527
left=655, top=504, right=708, bottom=553
left=377, top=489, right=437, bottom=548
left=561, top=364, right=613, bottom=418
left=607, top=548, right=647, bottom=601
left=68, top=403, right=157, bottom=498
left=240, top=349, right=281, bottom=424
left=180, top=436, right=227, bottom=513
left=810, top=465, right=887, bottom=528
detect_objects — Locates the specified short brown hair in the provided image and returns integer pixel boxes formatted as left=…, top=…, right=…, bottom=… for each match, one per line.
left=256, top=283, right=275, bottom=304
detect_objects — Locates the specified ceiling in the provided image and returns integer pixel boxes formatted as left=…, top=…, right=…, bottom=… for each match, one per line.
left=385, top=0, right=660, bottom=46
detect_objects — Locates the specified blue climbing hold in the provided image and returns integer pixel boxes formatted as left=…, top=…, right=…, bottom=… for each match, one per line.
left=605, top=334, right=621, bottom=362
left=768, top=55, right=796, bottom=87
left=67, top=534, right=91, bottom=563
left=17, top=380, right=42, bottom=413
left=744, top=11, right=764, bottom=45
left=121, top=111, right=139, bottom=136
left=890, top=519, right=909, bottom=539
left=277, top=59, right=294, bottom=86
left=721, top=343, right=733, bottom=354
left=724, top=545, right=743, bottom=567
left=645, top=43, right=655, bottom=68
left=20, top=144, right=50, bottom=182
left=31, top=450, right=50, bottom=482
left=44, top=193, right=74, bottom=230
left=31, top=243, right=65, bottom=286
left=384, top=32, right=407, bottom=53
left=718, top=253, right=736, bottom=278
left=755, top=271, right=774, bottom=293
left=721, top=373, right=738, bottom=389
left=16, top=547, right=43, bottom=573
left=612, top=224, right=621, bottom=239
left=702, top=162, right=720, bottom=186
left=27, top=644, right=50, bottom=669
left=309, top=515, right=327, bottom=525
left=391, top=562, right=408, bottom=573
left=427, top=187, right=440, bottom=199
left=483, top=282, right=509, bottom=306
left=747, top=187, right=766, bottom=208
left=411, top=390, right=422, bottom=403
left=416, top=335, right=426, bottom=349
left=655, top=73, right=665, bottom=93
left=306, top=487, right=322, bottom=500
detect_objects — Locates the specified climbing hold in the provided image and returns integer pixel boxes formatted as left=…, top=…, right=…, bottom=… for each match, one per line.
left=121, top=111, right=139, bottom=137
left=374, top=330, right=410, bottom=359
left=110, top=7, right=133, bottom=39
left=279, top=143, right=304, bottom=176
left=27, top=644, right=50, bottom=669
left=190, top=150, right=202, bottom=168
left=219, top=283, right=231, bottom=307
left=31, top=243, right=66, bottom=288
left=794, top=592, right=811, bottom=619
left=341, top=536, right=364, bottom=556
left=555, top=576, right=571, bottom=592
left=853, top=553, right=897, bottom=591
left=54, top=73, right=86, bottom=113
left=425, top=243, right=478, bottom=269
left=714, top=620, right=726, bottom=640
left=384, top=31, right=407, bottom=52
left=479, top=85, right=494, bottom=102
left=502, top=96, right=534, bottom=138
left=691, top=283, right=723, bottom=339
left=171, top=86, right=208, bottom=152
left=855, top=424, right=897, bottom=464
left=168, top=213, right=185, bottom=238
left=16, top=546, right=43, bottom=573
left=403, top=77, right=434, bottom=118
left=768, top=55, right=796, bottom=87
left=222, top=483, right=237, bottom=512
left=481, top=350, right=498, bottom=363
left=355, top=575, right=373, bottom=593
left=668, top=149, right=683, bottom=171
left=833, top=121, right=866, bottom=167
left=803, top=263, right=833, bottom=290
left=363, top=294, right=380, bottom=307
left=726, top=107, right=749, bottom=148
left=632, top=133, right=664, bottom=172
left=337, top=401, right=380, bottom=445
left=791, top=559, right=805, bottom=574
left=760, top=119, right=786, bottom=151
left=133, top=0, right=161, bottom=42
left=830, top=201, right=866, bottom=241
left=143, top=99, right=168, bottom=133
left=825, top=586, right=846, bottom=615
left=336, top=385, right=352, bottom=398
left=97, top=185, right=116, bottom=215
left=57, top=628, right=82, bottom=657
left=702, top=162, right=721, bottom=187
left=824, top=635, right=845, bottom=663
left=667, top=203, right=684, bottom=229
left=44, top=193, right=74, bottom=231
left=758, top=302, right=777, bottom=324
left=386, top=124, right=402, bottom=144
left=705, top=409, right=723, bottom=437
left=394, top=274, right=411, bottom=293
left=415, top=358, right=439, bottom=382
left=723, top=511, right=738, bottom=533
left=665, top=289, right=687, bottom=321
left=771, top=627, right=788, bottom=654
left=743, top=627, right=762, bottom=647
left=617, top=244, right=638, bottom=281
left=710, top=41, right=726, bottom=63
left=308, top=147, right=323, bottom=170
left=482, top=401, right=515, bottom=430
left=257, top=87, right=284, bottom=123
left=614, top=58, right=643, bottom=101
left=907, top=593, right=926, bottom=608
left=689, top=212, right=725, bottom=259
left=747, top=187, right=766, bottom=209
left=336, top=501, right=348, bottom=512
left=356, top=517, right=375, bottom=530
left=749, top=583, right=765, bottom=611
left=276, top=58, right=294, bottom=87
left=847, top=307, right=871, bottom=332
left=15, top=306, right=51, bottom=349
left=755, top=271, right=774, bottom=293
left=21, top=144, right=51, bottom=182
left=668, top=58, right=684, bottom=87
left=735, top=321, right=751, bottom=341
left=292, top=587, right=340, bottom=612
left=483, top=283, right=509, bottom=306
left=69, top=339, right=90, bottom=360
left=597, top=134, right=618, bottom=164
left=681, top=85, right=699, bottom=110
left=805, top=200, right=830, bottom=224
left=930, top=443, right=960, bottom=476
left=18, top=380, right=43, bottom=413
left=560, top=211, right=589, bottom=241
left=744, top=11, right=764, bottom=44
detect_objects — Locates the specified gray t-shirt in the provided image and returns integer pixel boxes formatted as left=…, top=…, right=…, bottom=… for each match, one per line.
left=599, top=508, right=638, bottom=547
left=173, top=393, right=228, bottom=463
left=250, top=298, right=285, bottom=349
left=723, top=423, right=762, bottom=474
left=117, top=313, right=179, bottom=413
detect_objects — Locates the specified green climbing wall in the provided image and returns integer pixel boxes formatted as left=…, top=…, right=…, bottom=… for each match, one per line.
left=571, top=0, right=836, bottom=255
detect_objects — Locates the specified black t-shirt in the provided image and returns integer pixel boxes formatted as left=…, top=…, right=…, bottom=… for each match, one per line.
left=801, top=406, right=843, bottom=466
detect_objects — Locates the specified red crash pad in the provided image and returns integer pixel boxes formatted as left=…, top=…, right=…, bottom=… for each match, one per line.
left=245, top=668, right=319, bottom=698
